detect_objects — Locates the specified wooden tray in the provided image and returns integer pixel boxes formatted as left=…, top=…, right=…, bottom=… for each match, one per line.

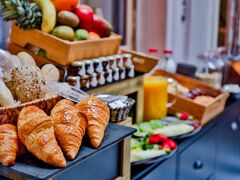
left=121, top=49, right=158, bottom=73
left=153, top=70, right=229, bottom=125
left=10, top=24, right=122, bottom=66
left=0, top=95, right=61, bottom=125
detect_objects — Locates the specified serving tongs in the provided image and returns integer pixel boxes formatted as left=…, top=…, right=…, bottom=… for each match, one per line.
left=45, top=81, right=89, bottom=103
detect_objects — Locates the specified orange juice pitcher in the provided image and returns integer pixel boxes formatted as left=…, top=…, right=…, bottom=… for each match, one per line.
left=144, top=76, right=176, bottom=120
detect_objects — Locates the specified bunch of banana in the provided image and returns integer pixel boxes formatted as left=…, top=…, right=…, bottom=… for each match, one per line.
left=33, top=0, right=56, bottom=33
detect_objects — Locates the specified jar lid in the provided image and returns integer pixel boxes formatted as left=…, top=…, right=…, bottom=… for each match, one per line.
left=123, top=53, right=132, bottom=58
left=71, top=61, right=85, bottom=67
left=114, top=54, right=122, bottom=59
left=66, top=76, right=78, bottom=81
left=107, top=56, right=115, bottom=60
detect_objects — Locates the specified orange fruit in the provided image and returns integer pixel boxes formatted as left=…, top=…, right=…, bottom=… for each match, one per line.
left=52, top=0, right=79, bottom=12
left=89, top=32, right=100, bottom=40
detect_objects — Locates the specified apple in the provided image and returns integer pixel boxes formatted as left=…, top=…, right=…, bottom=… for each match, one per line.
left=74, top=6, right=94, bottom=31
left=92, top=15, right=112, bottom=37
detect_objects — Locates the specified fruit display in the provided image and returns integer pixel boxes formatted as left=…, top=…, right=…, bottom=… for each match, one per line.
left=0, top=96, right=110, bottom=167
left=0, top=0, right=113, bottom=41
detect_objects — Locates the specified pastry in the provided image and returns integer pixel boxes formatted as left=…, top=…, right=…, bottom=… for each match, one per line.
left=0, top=124, right=18, bottom=166
left=17, top=52, right=36, bottom=67
left=0, top=80, right=16, bottom=107
left=41, top=64, right=60, bottom=82
left=4, top=65, right=45, bottom=103
left=18, top=106, right=66, bottom=167
left=75, top=96, right=110, bottom=148
left=51, top=99, right=87, bottom=159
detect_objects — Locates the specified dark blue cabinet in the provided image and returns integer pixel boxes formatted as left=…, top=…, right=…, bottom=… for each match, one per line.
left=178, top=128, right=217, bottom=180
left=215, top=103, right=240, bottom=180
left=133, top=101, right=240, bottom=180
left=142, top=155, right=177, bottom=180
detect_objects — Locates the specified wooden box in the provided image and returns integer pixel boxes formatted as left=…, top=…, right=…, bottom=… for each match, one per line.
left=10, top=24, right=122, bottom=66
left=153, top=70, right=229, bottom=125
left=121, top=49, right=158, bottom=73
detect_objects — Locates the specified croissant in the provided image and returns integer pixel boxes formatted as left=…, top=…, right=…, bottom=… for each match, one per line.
left=18, top=106, right=66, bottom=167
left=75, top=96, right=110, bottom=148
left=51, top=99, right=87, bottom=160
left=0, top=124, right=18, bottom=166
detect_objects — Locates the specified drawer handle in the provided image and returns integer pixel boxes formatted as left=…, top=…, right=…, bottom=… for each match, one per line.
left=231, top=122, right=239, bottom=131
left=193, top=160, right=203, bottom=170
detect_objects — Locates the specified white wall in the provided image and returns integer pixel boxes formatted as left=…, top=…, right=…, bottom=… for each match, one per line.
left=136, top=0, right=220, bottom=65
left=136, top=0, right=167, bottom=59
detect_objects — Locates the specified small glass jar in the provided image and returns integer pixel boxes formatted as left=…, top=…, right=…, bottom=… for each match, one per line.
left=90, top=73, right=98, bottom=88
left=70, top=61, right=86, bottom=76
left=80, top=75, right=90, bottom=89
left=115, top=54, right=124, bottom=68
left=123, top=54, right=132, bottom=67
left=101, top=57, right=110, bottom=71
left=108, top=56, right=117, bottom=69
left=113, top=67, right=120, bottom=81
left=98, top=72, right=105, bottom=85
left=127, top=65, right=135, bottom=78
left=119, top=67, right=126, bottom=80
left=105, top=69, right=113, bottom=83
left=85, top=60, right=94, bottom=75
left=66, top=76, right=81, bottom=89
left=93, top=59, right=103, bottom=73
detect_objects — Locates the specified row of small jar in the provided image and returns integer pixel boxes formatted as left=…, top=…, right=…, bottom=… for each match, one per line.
left=67, top=65, right=135, bottom=90
left=69, top=54, right=133, bottom=77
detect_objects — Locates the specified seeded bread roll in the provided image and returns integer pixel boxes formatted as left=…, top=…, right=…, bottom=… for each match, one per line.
left=3, top=66, right=45, bottom=103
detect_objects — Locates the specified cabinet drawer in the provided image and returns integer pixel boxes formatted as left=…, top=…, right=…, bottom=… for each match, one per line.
left=178, top=128, right=217, bottom=180
left=143, top=155, right=177, bottom=180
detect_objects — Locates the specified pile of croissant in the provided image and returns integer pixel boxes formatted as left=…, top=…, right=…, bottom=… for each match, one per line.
left=0, top=96, right=110, bottom=167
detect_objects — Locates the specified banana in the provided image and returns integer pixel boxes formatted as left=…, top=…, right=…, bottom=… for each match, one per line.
left=33, top=0, right=56, bottom=33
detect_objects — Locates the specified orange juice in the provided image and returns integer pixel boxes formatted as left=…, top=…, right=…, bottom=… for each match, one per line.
left=144, top=76, right=168, bottom=120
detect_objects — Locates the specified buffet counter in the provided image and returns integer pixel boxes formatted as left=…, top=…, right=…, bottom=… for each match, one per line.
left=132, top=99, right=240, bottom=180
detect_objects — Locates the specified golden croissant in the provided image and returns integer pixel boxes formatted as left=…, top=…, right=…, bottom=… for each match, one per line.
left=51, top=99, right=87, bottom=160
left=75, top=96, right=110, bottom=148
left=18, top=106, right=66, bottom=167
left=0, top=124, right=18, bottom=166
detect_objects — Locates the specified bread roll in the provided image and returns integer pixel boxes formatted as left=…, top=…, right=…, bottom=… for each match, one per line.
left=17, top=52, right=36, bottom=67
left=0, top=80, right=15, bottom=107
left=41, top=64, right=60, bottom=82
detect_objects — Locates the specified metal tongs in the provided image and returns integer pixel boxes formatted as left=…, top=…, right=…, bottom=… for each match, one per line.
left=45, top=81, right=89, bottom=103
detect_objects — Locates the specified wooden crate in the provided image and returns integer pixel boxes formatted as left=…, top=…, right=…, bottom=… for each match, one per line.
left=10, top=24, right=122, bottom=66
left=121, top=49, right=158, bottom=73
left=153, top=70, right=229, bottom=125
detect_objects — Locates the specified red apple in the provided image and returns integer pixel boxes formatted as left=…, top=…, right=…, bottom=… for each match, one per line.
left=92, top=15, right=112, bottom=37
left=74, top=6, right=94, bottom=31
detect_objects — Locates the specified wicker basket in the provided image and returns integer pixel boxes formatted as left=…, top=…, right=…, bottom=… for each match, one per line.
left=0, top=95, right=61, bottom=125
